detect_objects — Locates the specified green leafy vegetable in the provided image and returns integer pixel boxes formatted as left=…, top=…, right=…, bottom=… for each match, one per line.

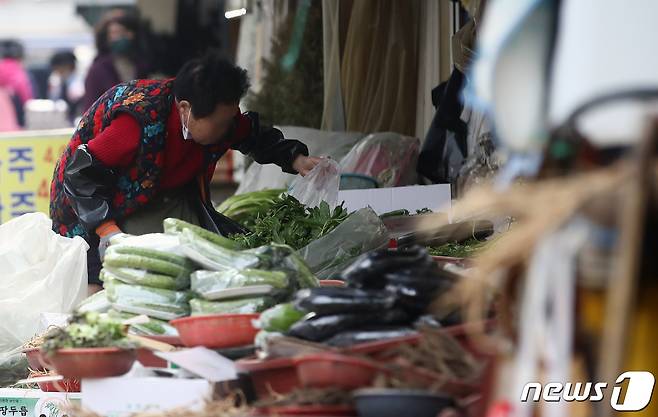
left=231, top=194, right=349, bottom=249
left=427, top=238, right=488, bottom=258
left=217, top=189, right=285, bottom=227
left=41, top=312, right=136, bottom=354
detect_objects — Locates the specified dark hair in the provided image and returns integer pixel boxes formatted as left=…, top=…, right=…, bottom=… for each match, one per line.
left=94, top=9, right=139, bottom=55
left=173, top=52, right=250, bottom=118
left=0, top=40, right=24, bottom=60
left=50, top=51, right=76, bottom=68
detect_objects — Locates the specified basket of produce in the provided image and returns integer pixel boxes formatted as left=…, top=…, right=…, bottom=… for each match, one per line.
left=171, top=314, right=260, bottom=349
left=40, top=313, right=137, bottom=379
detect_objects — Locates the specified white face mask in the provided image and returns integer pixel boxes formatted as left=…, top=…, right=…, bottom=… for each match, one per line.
left=181, top=107, right=192, bottom=140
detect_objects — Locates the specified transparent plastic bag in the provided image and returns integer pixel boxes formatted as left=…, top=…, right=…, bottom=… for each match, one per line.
left=297, top=208, right=389, bottom=278
left=104, top=279, right=191, bottom=321
left=339, top=132, right=420, bottom=187
left=289, top=158, right=340, bottom=208
left=0, top=213, right=88, bottom=354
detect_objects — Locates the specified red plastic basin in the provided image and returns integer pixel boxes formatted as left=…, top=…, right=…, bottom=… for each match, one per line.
left=42, top=347, right=136, bottom=379
left=236, top=357, right=300, bottom=399
left=170, top=314, right=259, bottom=349
left=294, top=353, right=383, bottom=390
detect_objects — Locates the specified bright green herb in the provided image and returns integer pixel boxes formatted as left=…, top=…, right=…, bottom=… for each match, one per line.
left=230, top=194, right=349, bottom=249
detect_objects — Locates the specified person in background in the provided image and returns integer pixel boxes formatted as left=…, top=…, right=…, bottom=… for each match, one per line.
left=49, top=51, right=85, bottom=124
left=0, top=40, right=34, bottom=127
left=81, top=10, right=148, bottom=112
left=50, top=52, right=321, bottom=293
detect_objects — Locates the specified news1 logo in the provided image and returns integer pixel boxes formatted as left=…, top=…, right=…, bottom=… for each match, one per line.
left=520, top=371, right=655, bottom=411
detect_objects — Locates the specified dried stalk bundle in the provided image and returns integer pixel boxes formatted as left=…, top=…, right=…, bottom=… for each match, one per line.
left=421, top=164, right=630, bottom=346
left=256, top=388, right=353, bottom=407
left=22, top=326, right=62, bottom=349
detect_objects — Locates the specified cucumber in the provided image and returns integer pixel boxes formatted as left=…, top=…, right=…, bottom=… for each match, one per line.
left=190, top=297, right=274, bottom=316
left=109, top=311, right=179, bottom=337
left=180, top=228, right=260, bottom=271
left=104, top=252, right=192, bottom=278
left=105, top=279, right=191, bottom=321
left=191, top=269, right=289, bottom=295
left=103, top=267, right=189, bottom=290
left=106, top=245, right=192, bottom=268
left=256, top=303, right=306, bottom=332
left=163, top=218, right=242, bottom=250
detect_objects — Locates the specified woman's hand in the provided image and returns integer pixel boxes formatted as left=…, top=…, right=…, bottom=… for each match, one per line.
left=292, top=155, right=322, bottom=176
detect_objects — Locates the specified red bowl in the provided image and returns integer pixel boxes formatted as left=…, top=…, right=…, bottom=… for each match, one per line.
left=23, top=348, right=47, bottom=371
left=236, top=357, right=300, bottom=399
left=294, top=353, right=383, bottom=390
left=170, top=314, right=260, bottom=349
left=42, top=347, right=137, bottom=379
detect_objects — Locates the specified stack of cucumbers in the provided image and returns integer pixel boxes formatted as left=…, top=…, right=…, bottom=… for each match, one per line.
left=99, top=231, right=196, bottom=336
left=167, top=218, right=320, bottom=316
left=76, top=217, right=321, bottom=333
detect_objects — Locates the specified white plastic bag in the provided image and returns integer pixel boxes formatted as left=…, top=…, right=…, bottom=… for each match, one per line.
left=289, top=158, right=340, bottom=208
left=0, top=213, right=88, bottom=353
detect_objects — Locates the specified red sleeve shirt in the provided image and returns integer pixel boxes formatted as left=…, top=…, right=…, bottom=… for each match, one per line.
left=87, top=103, right=252, bottom=189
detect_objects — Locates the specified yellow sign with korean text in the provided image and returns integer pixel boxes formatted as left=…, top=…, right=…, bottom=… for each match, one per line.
left=0, top=129, right=72, bottom=223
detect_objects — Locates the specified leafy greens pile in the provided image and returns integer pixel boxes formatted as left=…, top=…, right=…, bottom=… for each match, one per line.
left=231, top=194, right=349, bottom=250
left=427, top=238, right=488, bottom=258
left=41, top=312, right=136, bottom=354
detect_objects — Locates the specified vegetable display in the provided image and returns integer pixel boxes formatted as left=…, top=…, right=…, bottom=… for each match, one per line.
left=230, top=195, right=349, bottom=250
left=105, top=279, right=191, bottom=321
left=216, top=189, right=285, bottom=227
left=41, top=312, right=136, bottom=354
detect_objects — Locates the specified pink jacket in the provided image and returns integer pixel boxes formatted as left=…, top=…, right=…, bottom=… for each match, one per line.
left=0, top=58, right=34, bottom=104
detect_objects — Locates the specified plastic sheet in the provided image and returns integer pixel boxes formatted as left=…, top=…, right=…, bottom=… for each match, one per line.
left=297, top=208, right=389, bottom=279
left=339, top=132, right=420, bottom=187
left=104, top=279, right=191, bottom=321
left=0, top=213, right=88, bottom=354
left=289, top=158, right=340, bottom=209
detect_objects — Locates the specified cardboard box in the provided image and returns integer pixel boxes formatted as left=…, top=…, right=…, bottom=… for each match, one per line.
left=81, top=377, right=212, bottom=417
left=338, top=184, right=451, bottom=215
left=0, top=389, right=80, bottom=417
